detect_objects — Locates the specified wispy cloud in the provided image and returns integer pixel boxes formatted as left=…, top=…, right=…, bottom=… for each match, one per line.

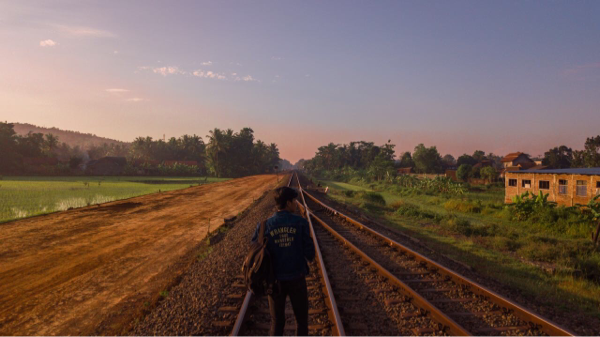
left=139, top=66, right=184, bottom=76
left=271, top=56, right=282, bottom=61
left=105, top=88, right=129, bottom=93
left=126, top=97, right=144, bottom=102
left=235, top=75, right=259, bottom=82
left=201, top=61, right=213, bottom=66
left=113, top=50, right=119, bottom=55
left=39, top=39, right=56, bottom=47
left=193, top=70, right=227, bottom=80
left=55, top=24, right=115, bottom=38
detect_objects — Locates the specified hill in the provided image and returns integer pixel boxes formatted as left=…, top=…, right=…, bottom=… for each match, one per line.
left=12, top=123, right=127, bottom=149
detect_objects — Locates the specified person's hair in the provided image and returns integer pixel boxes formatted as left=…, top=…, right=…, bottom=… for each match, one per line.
left=274, top=187, right=298, bottom=209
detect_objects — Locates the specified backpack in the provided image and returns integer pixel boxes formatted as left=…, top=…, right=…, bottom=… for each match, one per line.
left=242, top=220, right=275, bottom=296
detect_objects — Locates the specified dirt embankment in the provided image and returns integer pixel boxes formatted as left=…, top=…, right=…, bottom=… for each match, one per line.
left=0, top=174, right=279, bottom=336
left=133, top=179, right=282, bottom=335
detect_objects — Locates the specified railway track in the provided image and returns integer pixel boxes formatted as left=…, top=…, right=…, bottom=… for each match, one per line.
left=224, top=171, right=574, bottom=336
left=296, top=172, right=575, bottom=336
left=228, top=173, right=344, bottom=336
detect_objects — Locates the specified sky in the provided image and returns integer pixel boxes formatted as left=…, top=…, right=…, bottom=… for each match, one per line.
left=1, top=0, right=599, bottom=163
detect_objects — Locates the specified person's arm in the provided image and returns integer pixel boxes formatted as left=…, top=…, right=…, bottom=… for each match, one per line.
left=301, top=219, right=315, bottom=261
left=250, top=221, right=261, bottom=242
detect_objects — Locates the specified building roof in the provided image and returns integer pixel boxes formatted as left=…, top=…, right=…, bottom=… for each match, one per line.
left=510, top=168, right=600, bottom=175
left=527, top=165, right=549, bottom=170
left=501, top=152, right=524, bottom=162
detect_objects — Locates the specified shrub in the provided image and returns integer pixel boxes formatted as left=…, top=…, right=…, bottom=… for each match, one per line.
left=517, top=242, right=560, bottom=262
left=343, top=190, right=355, bottom=197
left=442, top=217, right=473, bottom=236
left=576, top=254, right=600, bottom=282
left=362, top=192, right=386, bottom=205
left=395, top=203, right=421, bottom=217
left=490, top=236, right=521, bottom=252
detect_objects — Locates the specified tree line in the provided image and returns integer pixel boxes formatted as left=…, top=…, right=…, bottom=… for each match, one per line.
left=299, top=135, right=600, bottom=182
left=0, top=122, right=280, bottom=177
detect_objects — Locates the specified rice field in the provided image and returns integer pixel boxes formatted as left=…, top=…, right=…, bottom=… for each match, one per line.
left=0, top=176, right=229, bottom=223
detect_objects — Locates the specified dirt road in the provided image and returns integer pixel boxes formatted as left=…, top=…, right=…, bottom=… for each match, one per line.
left=0, top=174, right=279, bottom=335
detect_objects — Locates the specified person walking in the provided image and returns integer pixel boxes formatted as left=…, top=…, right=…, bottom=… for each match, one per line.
left=251, top=186, right=315, bottom=336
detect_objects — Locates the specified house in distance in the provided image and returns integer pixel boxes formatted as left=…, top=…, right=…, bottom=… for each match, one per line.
left=505, top=168, right=600, bottom=206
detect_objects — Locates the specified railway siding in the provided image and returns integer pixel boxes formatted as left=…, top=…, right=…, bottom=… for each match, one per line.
left=299, top=177, right=575, bottom=336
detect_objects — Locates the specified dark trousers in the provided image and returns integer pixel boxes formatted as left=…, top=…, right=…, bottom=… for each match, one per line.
left=268, top=276, right=309, bottom=336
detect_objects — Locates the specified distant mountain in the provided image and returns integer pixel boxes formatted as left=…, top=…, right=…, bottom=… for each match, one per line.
left=12, top=123, right=127, bottom=149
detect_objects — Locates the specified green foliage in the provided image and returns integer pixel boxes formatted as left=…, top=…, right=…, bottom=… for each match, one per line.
left=480, top=166, right=497, bottom=182
left=0, top=176, right=227, bottom=222
left=302, top=141, right=396, bottom=182
left=156, top=163, right=199, bottom=176
left=444, top=199, right=481, bottom=213
left=543, top=145, right=573, bottom=168
left=457, top=154, right=477, bottom=167
left=510, top=191, right=556, bottom=220
left=442, top=217, right=474, bottom=236
left=572, top=136, right=600, bottom=168
left=456, top=164, right=472, bottom=182
left=205, top=128, right=280, bottom=178
left=412, top=143, right=443, bottom=173
left=361, top=192, right=386, bottom=205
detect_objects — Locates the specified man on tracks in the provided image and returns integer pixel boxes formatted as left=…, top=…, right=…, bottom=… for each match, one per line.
left=252, top=186, right=315, bottom=336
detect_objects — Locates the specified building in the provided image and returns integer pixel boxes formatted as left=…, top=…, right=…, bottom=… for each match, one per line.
left=473, top=159, right=493, bottom=169
left=505, top=168, right=600, bottom=206
left=397, top=167, right=413, bottom=175
left=499, top=152, right=536, bottom=179
left=501, top=152, right=536, bottom=169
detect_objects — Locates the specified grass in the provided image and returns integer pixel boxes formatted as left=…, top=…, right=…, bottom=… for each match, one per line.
left=0, top=176, right=229, bottom=223
left=318, top=178, right=600, bottom=319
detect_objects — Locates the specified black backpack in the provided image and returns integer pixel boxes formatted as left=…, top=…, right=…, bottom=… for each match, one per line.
left=242, top=220, right=275, bottom=296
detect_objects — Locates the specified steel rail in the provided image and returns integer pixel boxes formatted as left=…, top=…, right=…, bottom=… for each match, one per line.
left=230, top=172, right=296, bottom=336
left=301, top=187, right=576, bottom=336
left=305, top=199, right=470, bottom=336
left=293, top=174, right=345, bottom=336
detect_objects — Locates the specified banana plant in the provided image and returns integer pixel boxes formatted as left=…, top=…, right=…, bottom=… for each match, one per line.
left=587, top=194, right=600, bottom=246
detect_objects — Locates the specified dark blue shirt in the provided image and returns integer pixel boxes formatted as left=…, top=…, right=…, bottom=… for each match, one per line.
left=252, top=210, right=315, bottom=280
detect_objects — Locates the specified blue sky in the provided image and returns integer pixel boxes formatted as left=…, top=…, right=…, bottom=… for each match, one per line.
left=1, top=0, right=599, bottom=162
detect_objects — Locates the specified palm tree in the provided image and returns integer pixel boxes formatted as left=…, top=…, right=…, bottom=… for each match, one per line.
left=207, top=128, right=226, bottom=177
left=44, top=133, right=59, bottom=156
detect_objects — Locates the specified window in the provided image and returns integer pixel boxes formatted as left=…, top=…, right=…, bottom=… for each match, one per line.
left=522, top=179, right=531, bottom=188
left=559, top=179, right=568, bottom=195
left=597, top=181, right=600, bottom=188
left=508, top=179, right=517, bottom=187
left=576, top=180, right=587, bottom=197
left=539, top=181, right=550, bottom=190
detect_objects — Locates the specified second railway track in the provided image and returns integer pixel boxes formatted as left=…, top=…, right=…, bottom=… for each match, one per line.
left=295, top=172, right=575, bottom=336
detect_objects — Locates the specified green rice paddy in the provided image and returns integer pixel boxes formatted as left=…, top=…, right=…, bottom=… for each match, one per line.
left=0, top=176, right=229, bottom=223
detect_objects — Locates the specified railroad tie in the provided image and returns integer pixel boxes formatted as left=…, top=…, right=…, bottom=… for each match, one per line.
left=212, top=320, right=234, bottom=327
left=226, top=293, right=244, bottom=300
left=217, top=306, right=240, bottom=313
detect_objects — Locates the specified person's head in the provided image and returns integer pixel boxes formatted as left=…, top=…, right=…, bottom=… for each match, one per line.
left=274, top=186, right=298, bottom=211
